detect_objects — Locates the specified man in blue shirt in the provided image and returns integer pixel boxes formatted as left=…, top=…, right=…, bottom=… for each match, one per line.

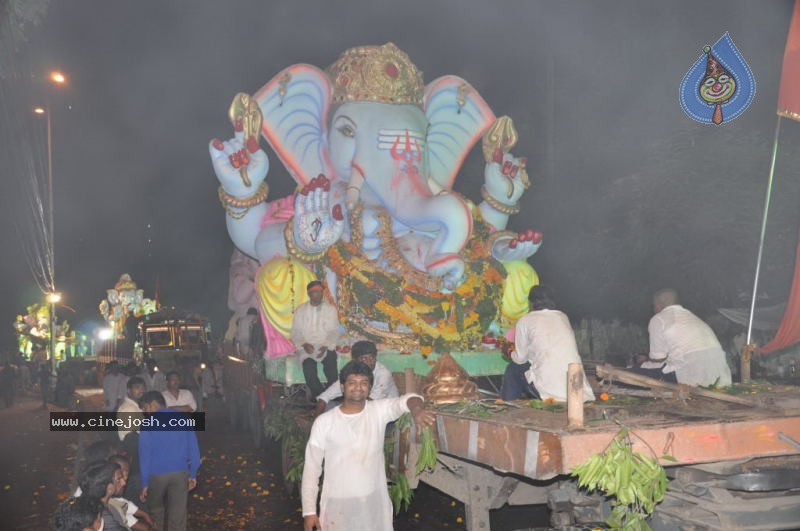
left=138, top=391, right=200, bottom=531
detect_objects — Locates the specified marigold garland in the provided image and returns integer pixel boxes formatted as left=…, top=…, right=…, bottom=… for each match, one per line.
left=325, top=204, right=506, bottom=352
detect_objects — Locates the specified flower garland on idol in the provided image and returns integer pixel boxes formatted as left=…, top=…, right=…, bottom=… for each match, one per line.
left=327, top=202, right=506, bottom=353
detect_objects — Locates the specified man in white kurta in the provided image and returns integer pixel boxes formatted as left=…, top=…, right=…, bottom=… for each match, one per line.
left=501, top=286, right=595, bottom=402
left=291, top=281, right=341, bottom=397
left=301, top=361, right=434, bottom=531
left=140, top=359, right=167, bottom=392
left=103, top=361, right=129, bottom=412
left=314, top=340, right=399, bottom=416
left=643, top=289, right=732, bottom=386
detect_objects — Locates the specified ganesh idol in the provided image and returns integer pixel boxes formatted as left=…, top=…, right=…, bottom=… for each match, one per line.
left=210, top=43, right=542, bottom=357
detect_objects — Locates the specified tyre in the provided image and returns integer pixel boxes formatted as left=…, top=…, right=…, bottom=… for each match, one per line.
left=281, top=444, right=297, bottom=495
left=249, top=388, right=264, bottom=448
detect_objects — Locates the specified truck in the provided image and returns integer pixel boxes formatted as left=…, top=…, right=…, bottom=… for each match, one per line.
left=138, top=307, right=212, bottom=372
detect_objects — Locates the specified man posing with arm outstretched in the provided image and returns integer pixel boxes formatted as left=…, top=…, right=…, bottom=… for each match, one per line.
left=301, top=361, right=435, bottom=531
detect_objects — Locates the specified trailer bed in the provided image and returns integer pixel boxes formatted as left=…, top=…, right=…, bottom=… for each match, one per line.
left=430, top=384, right=800, bottom=480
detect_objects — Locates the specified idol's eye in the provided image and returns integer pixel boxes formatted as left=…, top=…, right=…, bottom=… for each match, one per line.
left=704, top=77, right=716, bottom=87
left=718, top=74, right=730, bottom=83
left=337, top=124, right=355, bottom=138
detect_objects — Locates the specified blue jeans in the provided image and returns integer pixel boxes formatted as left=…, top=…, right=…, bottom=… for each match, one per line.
left=500, top=361, right=540, bottom=401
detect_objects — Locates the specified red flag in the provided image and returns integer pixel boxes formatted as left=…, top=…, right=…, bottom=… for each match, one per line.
left=778, top=0, right=800, bottom=120
left=760, top=241, right=800, bottom=353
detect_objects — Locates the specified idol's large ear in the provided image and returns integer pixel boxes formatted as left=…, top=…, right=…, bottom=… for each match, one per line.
left=254, top=64, right=334, bottom=186
left=424, top=76, right=496, bottom=191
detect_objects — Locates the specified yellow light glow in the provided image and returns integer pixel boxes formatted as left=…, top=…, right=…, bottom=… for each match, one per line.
left=34, top=107, right=46, bottom=115
left=46, top=292, right=62, bottom=304
left=50, top=71, right=66, bottom=84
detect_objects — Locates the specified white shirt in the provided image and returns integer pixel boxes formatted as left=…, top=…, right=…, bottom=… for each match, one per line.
left=116, top=396, right=143, bottom=441
left=290, top=301, right=341, bottom=362
left=512, top=309, right=595, bottom=402
left=236, top=314, right=258, bottom=348
left=140, top=370, right=166, bottom=392
left=317, top=362, right=399, bottom=404
left=301, top=394, right=419, bottom=530
left=161, top=389, right=197, bottom=412
left=648, top=305, right=732, bottom=386
left=109, top=496, right=139, bottom=528
left=73, top=490, right=138, bottom=528
left=103, top=373, right=129, bottom=412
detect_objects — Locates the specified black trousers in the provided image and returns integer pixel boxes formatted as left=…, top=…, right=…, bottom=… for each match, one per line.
left=302, top=350, right=338, bottom=398
left=121, top=432, right=142, bottom=499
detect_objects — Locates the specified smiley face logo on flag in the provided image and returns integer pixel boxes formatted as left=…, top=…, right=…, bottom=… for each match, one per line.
left=679, top=33, right=756, bottom=125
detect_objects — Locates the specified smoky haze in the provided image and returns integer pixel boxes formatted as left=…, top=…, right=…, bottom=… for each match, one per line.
left=1, top=0, right=798, bottom=349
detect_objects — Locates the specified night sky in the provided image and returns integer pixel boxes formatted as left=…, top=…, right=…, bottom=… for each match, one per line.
left=1, top=0, right=799, bottom=351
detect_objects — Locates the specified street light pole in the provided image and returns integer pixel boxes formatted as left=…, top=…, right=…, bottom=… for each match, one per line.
left=41, top=71, right=65, bottom=374
left=46, top=292, right=61, bottom=374
left=46, top=108, right=56, bottom=375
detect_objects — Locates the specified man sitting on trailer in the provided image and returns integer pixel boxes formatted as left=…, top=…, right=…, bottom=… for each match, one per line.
left=635, top=288, right=732, bottom=387
left=301, top=361, right=434, bottom=531
left=313, top=340, right=399, bottom=416
left=290, top=280, right=341, bottom=399
left=500, top=285, right=596, bottom=402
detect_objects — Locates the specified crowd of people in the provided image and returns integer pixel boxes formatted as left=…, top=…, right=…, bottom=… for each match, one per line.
left=101, top=358, right=224, bottom=415
left=5, top=279, right=738, bottom=530
left=54, top=358, right=206, bottom=531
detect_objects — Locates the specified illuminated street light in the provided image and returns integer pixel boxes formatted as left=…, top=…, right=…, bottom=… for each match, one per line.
left=97, top=327, right=114, bottom=341
left=50, top=71, right=66, bottom=84
left=46, top=292, right=62, bottom=304
left=34, top=107, right=45, bottom=114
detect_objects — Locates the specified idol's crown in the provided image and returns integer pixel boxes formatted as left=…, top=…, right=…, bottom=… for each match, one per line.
left=326, top=43, right=424, bottom=106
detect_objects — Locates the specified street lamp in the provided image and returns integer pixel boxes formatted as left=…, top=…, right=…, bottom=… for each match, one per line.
left=50, top=71, right=66, bottom=84
left=35, top=70, right=68, bottom=373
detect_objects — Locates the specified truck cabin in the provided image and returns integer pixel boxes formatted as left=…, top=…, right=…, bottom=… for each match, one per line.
left=139, top=315, right=211, bottom=374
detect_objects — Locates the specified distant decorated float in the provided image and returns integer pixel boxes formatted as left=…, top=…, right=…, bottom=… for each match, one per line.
left=96, top=273, right=158, bottom=362
left=12, top=303, right=87, bottom=362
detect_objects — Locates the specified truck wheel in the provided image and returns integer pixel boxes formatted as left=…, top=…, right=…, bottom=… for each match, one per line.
left=229, top=393, right=247, bottom=431
left=235, top=394, right=248, bottom=431
left=227, top=392, right=239, bottom=429
left=249, top=389, right=264, bottom=448
left=281, top=445, right=297, bottom=496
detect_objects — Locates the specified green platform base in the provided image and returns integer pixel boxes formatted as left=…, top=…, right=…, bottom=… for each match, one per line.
left=263, top=349, right=509, bottom=387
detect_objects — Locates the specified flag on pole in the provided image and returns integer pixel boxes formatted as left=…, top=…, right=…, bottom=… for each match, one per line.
left=756, top=0, right=800, bottom=353
left=778, top=0, right=800, bottom=121
left=760, top=241, right=800, bottom=353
